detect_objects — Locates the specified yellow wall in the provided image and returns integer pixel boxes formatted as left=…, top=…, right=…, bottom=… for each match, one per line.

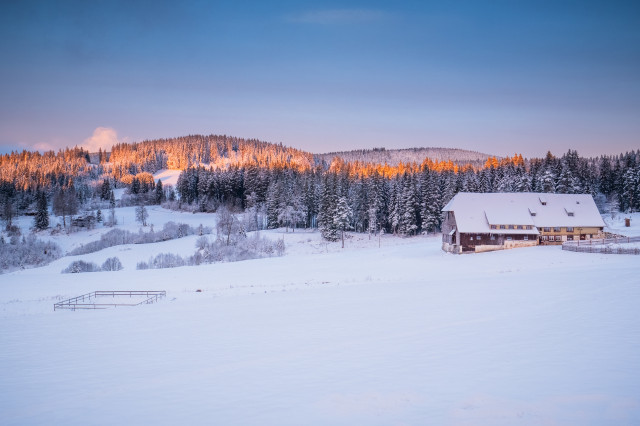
left=538, top=227, right=603, bottom=237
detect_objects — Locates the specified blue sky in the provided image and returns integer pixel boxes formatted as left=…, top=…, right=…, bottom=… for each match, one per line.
left=0, top=0, right=638, bottom=157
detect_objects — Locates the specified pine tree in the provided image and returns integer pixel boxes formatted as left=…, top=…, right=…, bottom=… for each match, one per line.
left=621, top=166, right=639, bottom=212
left=421, top=173, right=443, bottom=233
left=555, top=165, right=574, bottom=194
left=33, top=190, right=49, bottom=230
left=398, top=174, right=418, bottom=235
left=100, top=179, right=111, bottom=200
left=318, top=174, right=339, bottom=241
left=540, top=168, right=556, bottom=193
left=0, top=181, right=16, bottom=229
left=333, top=196, right=353, bottom=248
left=266, top=180, right=282, bottom=229
left=599, top=156, right=615, bottom=197
left=388, top=180, right=400, bottom=234
left=155, top=179, right=164, bottom=204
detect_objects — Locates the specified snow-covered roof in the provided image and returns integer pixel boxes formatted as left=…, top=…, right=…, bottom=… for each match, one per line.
left=442, top=192, right=605, bottom=234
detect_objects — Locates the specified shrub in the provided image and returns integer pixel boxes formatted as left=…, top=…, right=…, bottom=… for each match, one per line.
left=62, top=260, right=100, bottom=274
left=101, top=257, right=123, bottom=271
left=135, top=232, right=285, bottom=270
left=70, top=222, right=212, bottom=255
left=0, top=234, right=62, bottom=271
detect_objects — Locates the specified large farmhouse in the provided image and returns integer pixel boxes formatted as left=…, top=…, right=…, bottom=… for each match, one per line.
left=441, top=192, right=605, bottom=254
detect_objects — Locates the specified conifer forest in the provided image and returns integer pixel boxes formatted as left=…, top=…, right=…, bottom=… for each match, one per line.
left=0, top=134, right=638, bottom=241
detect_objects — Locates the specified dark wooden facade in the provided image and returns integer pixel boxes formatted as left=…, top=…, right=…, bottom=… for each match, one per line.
left=442, top=211, right=538, bottom=253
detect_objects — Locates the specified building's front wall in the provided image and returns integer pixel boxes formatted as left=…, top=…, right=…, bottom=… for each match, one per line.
left=441, top=211, right=460, bottom=253
left=538, top=226, right=604, bottom=244
left=460, top=232, right=538, bottom=253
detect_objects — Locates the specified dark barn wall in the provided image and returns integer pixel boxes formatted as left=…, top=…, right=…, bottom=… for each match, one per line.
left=460, top=233, right=538, bottom=250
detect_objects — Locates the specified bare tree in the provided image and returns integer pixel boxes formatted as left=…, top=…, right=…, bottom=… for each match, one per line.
left=216, top=205, right=244, bottom=246
left=135, top=204, right=149, bottom=226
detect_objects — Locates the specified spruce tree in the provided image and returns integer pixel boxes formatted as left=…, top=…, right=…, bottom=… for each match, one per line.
left=318, top=174, right=339, bottom=241
left=333, top=196, right=353, bottom=248
left=399, top=174, right=418, bottom=235
left=33, top=190, right=49, bottom=230
left=155, top=179, right=164, bottom=204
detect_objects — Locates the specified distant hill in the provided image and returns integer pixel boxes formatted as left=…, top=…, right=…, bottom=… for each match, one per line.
left=315, top=147, right=495, bottom=167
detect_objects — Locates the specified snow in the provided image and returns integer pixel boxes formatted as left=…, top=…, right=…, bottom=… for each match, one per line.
left=153, top=169, right=182, bottom=187
left=1, top=207, right=640, bottom=425
left=603, top=212, right=640, bottom=237
left=444, top=193, right=605, bottom=233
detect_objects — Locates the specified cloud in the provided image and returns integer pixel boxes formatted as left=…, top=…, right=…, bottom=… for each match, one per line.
left=33, top=142, right=57, bottom=152
left=82, top=127, right=119, bottom=152
left=286, top=9, right=388, bottom=25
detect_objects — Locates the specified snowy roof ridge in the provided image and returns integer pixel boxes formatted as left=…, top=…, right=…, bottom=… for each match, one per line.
left=443, top=192, right=605, bottom=233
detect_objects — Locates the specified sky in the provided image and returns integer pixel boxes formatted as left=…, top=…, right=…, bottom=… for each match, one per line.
left=0, top=0, right=638, bottom=158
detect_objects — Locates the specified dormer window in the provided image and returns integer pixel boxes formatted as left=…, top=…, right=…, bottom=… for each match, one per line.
left=565, top=207, right=575, bottom=217
left=529, top=208, right=537, bottom=217
left=539, top=196, right=547, bottom=206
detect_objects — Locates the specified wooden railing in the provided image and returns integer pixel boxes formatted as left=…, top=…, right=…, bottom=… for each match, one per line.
left=54, top=291, right=166, bottom=311
left=562, top=236, right=640, bottom=255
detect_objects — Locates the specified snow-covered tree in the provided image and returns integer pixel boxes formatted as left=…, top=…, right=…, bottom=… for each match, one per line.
left=318, top=174, right=339, bottom=241
left=398, top=174, right=419, bottom=236
left=540, top=168, right=556, bottom=193
left=333, top=196, right=353, bottom=248
left=216, top=205, right=245, bottom=245
left=135, top=204, right=149, bottom=226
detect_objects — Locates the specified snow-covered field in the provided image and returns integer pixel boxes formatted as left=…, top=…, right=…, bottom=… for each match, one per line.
left=1, top=209, right=640, bottom=425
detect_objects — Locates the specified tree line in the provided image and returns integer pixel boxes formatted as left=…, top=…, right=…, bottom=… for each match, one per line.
left=174, top=149, right=640, bottom=241
left=0, top=132, right=638, bottom=239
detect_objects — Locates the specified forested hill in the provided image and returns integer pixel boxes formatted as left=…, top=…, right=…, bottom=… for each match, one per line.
left=316, top=147, right=493, bottom=168
left=108, top=134, right=315, bottom=178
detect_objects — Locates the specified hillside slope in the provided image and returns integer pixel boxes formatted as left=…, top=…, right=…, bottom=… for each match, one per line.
left=316, top=146, right=494, bottom=167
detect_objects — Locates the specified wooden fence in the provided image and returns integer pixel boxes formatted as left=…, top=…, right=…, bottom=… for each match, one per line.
left=54, top=290, right=166, bottom=311
left=562, top=236, right=640, bottom=255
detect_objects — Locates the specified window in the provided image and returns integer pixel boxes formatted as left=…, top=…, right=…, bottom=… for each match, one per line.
left=506, top=236, right=513, bottom=241
left=543, top=227, right=551, bottom=232
left=476, top=235, right=481, bottom=240
left=567, top=235, right=574, bottom=241
left=541, top=235, right=547, bottom=241
left=566, top=227, right=574, bottom=232
left=491, top=225, right=497, bottom=230
left=517, top=225, right=523, bottom=230
left=524, top=235, right=529, bottom=241
left=469, top=236, right=474, bottom=241
left=508, top=225, right=514, bottom=229
left=526, top=225, right=533, bottom=230
left=500, top=225, right=506, bottom=229
left=490, top=235, right=496, bottom=240
left=555, top=235, right=563, bottom=241
left=554, top=227, right=561, bottom=233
